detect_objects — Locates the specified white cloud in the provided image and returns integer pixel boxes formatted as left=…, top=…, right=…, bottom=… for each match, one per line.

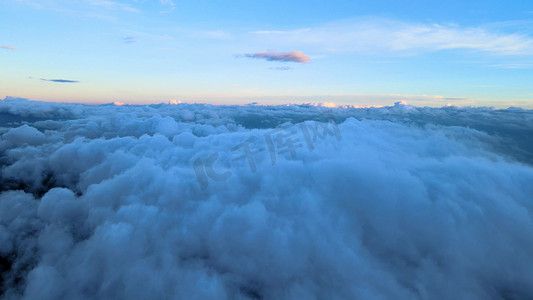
left=1, top=98, right=533, bottom=299
left=251, top=18, right=533, bottom=55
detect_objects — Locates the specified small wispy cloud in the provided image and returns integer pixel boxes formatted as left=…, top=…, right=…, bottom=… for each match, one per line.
left=270, top=66, right=294, bottom=71
left=123, top=36, right=140, bottom=44
left=251, top=28, right=311, bottom=35
left=88, top=0, right=139, bottom=13
left=159, top=0, right=175, bottom=13
left=488, top=63, right=533, bottom=69
left=200, top=30, right=231, bottom=39
left=13, top=0, right=139, bottom=21
left=1, top=45, right=17, bottom=50
left=40, top=78, right=80, bottom=83
left=242, top=50, right=310, bottom=63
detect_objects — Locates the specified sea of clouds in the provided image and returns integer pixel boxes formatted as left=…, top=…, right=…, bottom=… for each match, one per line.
left=1, top=97, right=533, bottom=299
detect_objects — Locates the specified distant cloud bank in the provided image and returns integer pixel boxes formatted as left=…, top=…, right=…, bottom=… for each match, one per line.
left=242, top=50, right=310, bottom=63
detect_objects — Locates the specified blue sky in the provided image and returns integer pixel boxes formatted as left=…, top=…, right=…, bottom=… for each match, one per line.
left=1, top=0, right=533, bottom=107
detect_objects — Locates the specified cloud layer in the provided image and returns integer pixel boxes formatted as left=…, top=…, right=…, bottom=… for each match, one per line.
left=243, top=50, right=310, bottom=63
left=1, top=98, right=533, bottom=299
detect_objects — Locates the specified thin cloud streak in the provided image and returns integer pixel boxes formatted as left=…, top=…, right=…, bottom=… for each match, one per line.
left=242, top=50, right=310, bottom=63
left=87, top=0, right=139, bottom=13
left=251, top=18, right=533, bottom=56
left=10, top=0, right=140, bottom=20
left=488, top=63, right=533, bottom=69
left=251, top=28, right=311, bottom=35
left=270, top=66, right=294, bottom=70
left=40, top=78, right=80, bottom=83
left=1, top=45, right=17, bottom=50
left=123, top=36, right=140, bottom=43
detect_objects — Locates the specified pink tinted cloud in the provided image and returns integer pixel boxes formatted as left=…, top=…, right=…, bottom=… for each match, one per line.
left=1, top=45, right=17, bottom=50
left=244, top=50, right=310, bottom=63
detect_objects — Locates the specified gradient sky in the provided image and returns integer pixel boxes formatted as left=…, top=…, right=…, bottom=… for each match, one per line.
left=1, top=0, right=533, bottom=107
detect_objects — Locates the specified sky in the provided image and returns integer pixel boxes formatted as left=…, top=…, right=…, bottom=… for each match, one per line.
left=1, top=0, right=533, bottom=107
